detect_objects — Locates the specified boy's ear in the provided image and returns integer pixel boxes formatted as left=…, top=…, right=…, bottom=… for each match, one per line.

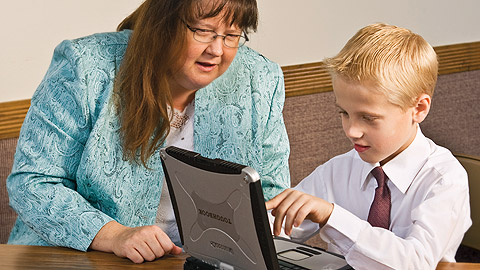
left=412, top=94, right=431, bottom=124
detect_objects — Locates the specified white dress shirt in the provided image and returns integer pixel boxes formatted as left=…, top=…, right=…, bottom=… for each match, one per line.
left=291, top=128, right=472, bottom=270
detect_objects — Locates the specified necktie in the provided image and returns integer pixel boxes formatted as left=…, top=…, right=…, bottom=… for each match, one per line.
left=367, top=166, right=391, bottom=229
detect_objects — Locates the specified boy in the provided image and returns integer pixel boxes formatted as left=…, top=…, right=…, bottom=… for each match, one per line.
left=266, top=23, right=471, bottom=269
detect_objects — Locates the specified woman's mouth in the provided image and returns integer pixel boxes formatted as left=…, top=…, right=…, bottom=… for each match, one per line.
left=354, top=144, right=370, bottom=153
left=196, top=61, right=217, bottom=72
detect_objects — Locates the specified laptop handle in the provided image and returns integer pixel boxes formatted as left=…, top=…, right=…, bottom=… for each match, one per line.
left=164, top=146, right=246, bottom=175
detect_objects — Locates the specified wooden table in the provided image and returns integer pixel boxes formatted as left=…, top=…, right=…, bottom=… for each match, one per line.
left=0, top=244, right=478, bottom=269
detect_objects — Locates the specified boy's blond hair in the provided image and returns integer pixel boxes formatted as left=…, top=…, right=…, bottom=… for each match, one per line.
left=324, top=23, right=438, bottom=110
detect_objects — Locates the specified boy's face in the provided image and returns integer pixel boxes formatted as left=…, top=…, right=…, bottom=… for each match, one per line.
left=333, top=76, right=418, bottom=165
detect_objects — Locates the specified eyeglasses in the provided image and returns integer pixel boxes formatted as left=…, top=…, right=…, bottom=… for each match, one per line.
left=185, top=23, right=249, bottom=48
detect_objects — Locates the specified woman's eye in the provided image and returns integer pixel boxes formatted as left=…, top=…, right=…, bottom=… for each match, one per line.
left=196, top=29, right=214, bottom=35
left=225, top=34, right=241, bottom=41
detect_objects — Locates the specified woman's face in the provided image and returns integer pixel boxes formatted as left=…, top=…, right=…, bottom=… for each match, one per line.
left=170, top=15, right=241, bottom=94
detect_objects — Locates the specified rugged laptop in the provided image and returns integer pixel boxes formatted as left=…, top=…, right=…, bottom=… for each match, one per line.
left=160, top=146, right=351, bottom=270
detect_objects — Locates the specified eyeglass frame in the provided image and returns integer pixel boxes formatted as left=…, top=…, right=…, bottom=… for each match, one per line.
left=184, top=22, right=249, bottom=48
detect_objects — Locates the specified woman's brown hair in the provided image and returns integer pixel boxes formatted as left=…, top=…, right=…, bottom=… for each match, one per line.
left=115, top=0, right=258, bottom=167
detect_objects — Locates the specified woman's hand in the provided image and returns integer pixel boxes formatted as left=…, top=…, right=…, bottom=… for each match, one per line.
left=90, top=221, right=183, bottom=263
left=265, top=189, right=334, bottom=236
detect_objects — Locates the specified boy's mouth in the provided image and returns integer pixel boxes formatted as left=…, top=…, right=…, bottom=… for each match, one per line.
left=354, top=144, right=370, bottom=153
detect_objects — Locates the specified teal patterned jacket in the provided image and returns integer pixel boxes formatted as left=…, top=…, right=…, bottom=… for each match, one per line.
left=7, top=30, right=290, bottom=251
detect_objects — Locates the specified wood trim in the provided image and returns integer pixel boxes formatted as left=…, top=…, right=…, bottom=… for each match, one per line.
left=1, top=41, right=479, bottom=139
left=282, top=61, right=332, bottom=97
left=435, top=41, right=480, bottom=75
left=282, top=40, right=480, bottom=97
left=0, top=99, right=30, bottom=140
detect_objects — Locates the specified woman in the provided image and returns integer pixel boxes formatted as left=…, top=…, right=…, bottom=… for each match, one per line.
left=7, top=0, right=290, bottom=264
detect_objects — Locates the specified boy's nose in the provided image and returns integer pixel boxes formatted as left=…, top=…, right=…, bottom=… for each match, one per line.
left=206, top=38, right=224, bottom=57
left=343, top=121, right=363, bottom=139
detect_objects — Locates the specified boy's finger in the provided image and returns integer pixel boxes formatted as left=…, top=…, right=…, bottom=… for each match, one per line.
left=273, top=211, right=285, bottom=235
left=272, top=192, right=303, bottom=235
left=265, top=189, right=292, bottom=210
left=283, top=198, right=308, bottom=235
left=265, top=201, right=274, bottom=210
left=292, top=202, right=312, bottom=227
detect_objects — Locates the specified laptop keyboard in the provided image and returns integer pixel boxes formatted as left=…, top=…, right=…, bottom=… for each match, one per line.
left=278, top=259, right=309, bottom=270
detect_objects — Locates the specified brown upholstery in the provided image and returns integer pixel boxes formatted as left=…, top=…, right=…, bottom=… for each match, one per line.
left=284, top=90, right=352, bottom=186
left=421, top=70, right=480, bottom=157
left=0, top=138, right=18, bottom=244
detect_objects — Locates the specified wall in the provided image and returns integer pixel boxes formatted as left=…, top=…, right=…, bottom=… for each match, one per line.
left=0, top=0, right=143, bottom=103
left=1, top=0, right=479, bottom=103
left=251, top=0, right=480, bottom=65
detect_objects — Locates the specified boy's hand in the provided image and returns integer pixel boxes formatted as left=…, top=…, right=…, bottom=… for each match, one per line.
left=266, top=189, right=334, bottom=236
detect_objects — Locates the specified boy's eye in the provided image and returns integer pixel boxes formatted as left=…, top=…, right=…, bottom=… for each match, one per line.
left=362, top=115, right=377, bottom=122
left=338, top=111, right=349, bottom=118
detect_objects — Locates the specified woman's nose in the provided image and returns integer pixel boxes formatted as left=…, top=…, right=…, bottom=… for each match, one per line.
left=206, top=37, right=224, bottom=57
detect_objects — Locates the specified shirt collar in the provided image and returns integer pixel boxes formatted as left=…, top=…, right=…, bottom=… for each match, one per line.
left=359, top=126, right=431, bottom=193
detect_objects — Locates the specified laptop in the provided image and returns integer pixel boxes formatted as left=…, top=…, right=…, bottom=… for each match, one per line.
left=160, top=146, right=351, bottom=270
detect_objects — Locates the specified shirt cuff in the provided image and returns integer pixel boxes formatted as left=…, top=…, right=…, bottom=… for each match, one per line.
left=320, top=204, right=369, bottom=254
